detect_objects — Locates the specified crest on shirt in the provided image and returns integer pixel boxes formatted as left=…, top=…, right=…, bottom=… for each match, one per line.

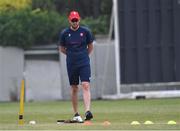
left=68, top=34, right=71, bottom=37
left=80, top=33, right=83, bottom=37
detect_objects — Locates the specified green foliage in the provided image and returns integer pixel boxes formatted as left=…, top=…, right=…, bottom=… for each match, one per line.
left=31, top=0, right=55, bottom=11
left=0, top=9, right=68, bottom=48
left=0, top=0, right=31, bottom=11
left=100, top=0, right=112, bottom=15
left=81, top=15, right=109, bottom=35
left=0, top=0, right=111, bottom=48
left=31, top=0, right=111, bottom=34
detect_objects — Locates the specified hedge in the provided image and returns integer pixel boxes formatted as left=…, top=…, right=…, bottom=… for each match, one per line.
left=81, top=15, right=109, bottom=35
left=0, top=9, right=67, bottom=49
left=0, top=9, right=109, bottom=49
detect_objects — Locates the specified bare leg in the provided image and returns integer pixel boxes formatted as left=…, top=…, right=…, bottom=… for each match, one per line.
left=71, top=85, right=79, bottom=113
left=82, top=82, right=91, bottom=112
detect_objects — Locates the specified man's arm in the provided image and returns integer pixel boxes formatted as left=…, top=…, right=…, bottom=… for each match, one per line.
left=87, top=43, right=93, bottom=55
left=59, top=46, right=67, bottom=55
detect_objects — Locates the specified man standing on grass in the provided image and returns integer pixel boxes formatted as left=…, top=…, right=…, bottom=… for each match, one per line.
left=59, top=11, right=94, bottom=122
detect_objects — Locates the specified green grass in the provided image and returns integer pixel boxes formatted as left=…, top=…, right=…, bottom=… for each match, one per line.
left=0, top=98, right=180, bottom=130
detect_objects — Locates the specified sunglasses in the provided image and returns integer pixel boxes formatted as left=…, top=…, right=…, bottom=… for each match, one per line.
left=71, top=19, right=79, bottom=23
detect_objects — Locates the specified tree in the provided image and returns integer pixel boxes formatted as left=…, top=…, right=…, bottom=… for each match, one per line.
left=0, top=0, right=31, bottom=11
left=50, top=0, right=112, bottom=18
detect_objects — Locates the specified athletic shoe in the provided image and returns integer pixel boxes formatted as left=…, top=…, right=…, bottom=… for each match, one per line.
left=84, top=111, right=93, bottom=121
left=72, top=113, right=83, bottom=123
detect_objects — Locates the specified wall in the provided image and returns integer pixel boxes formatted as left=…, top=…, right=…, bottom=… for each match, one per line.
left=24, top=51, right=62, bottom=101
left=94, top=42, right=117, bottom=97
left=0, top=42, right=117, bottom=101
left=0, top=47, right=24, bottom=101
left=25, top=59, right=62, bottom=101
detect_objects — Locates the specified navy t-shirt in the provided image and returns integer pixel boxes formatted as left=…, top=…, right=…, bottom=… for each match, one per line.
left=59, top=26, right=94, bottom=66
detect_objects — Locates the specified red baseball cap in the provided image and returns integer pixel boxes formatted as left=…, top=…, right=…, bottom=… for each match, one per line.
left=68, top=11, right=80, bottom=21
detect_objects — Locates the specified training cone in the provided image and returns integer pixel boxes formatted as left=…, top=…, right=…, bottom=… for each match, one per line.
left=167, top=120, right=176, bottom=125
left=131, top=121, right=140, bottom=125
left=144, top=120, right=154, bottom=125
left=102, top=121, right=111, bottom=126
left=83, top=121, right=92, bottom=126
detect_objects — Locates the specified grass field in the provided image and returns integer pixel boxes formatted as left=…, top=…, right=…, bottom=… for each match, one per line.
left=0, top=98, right=180, bottom=130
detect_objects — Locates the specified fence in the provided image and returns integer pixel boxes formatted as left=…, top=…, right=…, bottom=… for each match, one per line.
left=118, top=0, right=180, bottom=84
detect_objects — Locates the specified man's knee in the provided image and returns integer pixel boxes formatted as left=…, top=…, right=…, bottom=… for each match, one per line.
left=82, top=82, right=90, bottom=91
left=71, top=85, right=78, bottom=93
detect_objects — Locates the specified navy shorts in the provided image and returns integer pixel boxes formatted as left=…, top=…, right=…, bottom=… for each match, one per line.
left=67, top=64, right=91, bottom=85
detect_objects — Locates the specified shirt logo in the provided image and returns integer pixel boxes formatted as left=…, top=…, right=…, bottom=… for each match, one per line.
left=68, top=34, right=71, bottom=37
left=80, top=33, right=83, bottom=37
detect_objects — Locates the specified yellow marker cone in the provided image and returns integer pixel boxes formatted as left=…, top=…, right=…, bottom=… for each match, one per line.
left=18, top=79, right=25, bottom=125
left=167, top=120, right=176, bottom=125
left=144, top=120, right=154, bottom=125
left=131, top=121, right=140, bottom=125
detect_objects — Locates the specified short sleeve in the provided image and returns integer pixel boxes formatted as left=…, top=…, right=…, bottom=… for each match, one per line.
left=86, top=28, right=94, bottom=44
left=59, top=30, right=66, bottom=47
